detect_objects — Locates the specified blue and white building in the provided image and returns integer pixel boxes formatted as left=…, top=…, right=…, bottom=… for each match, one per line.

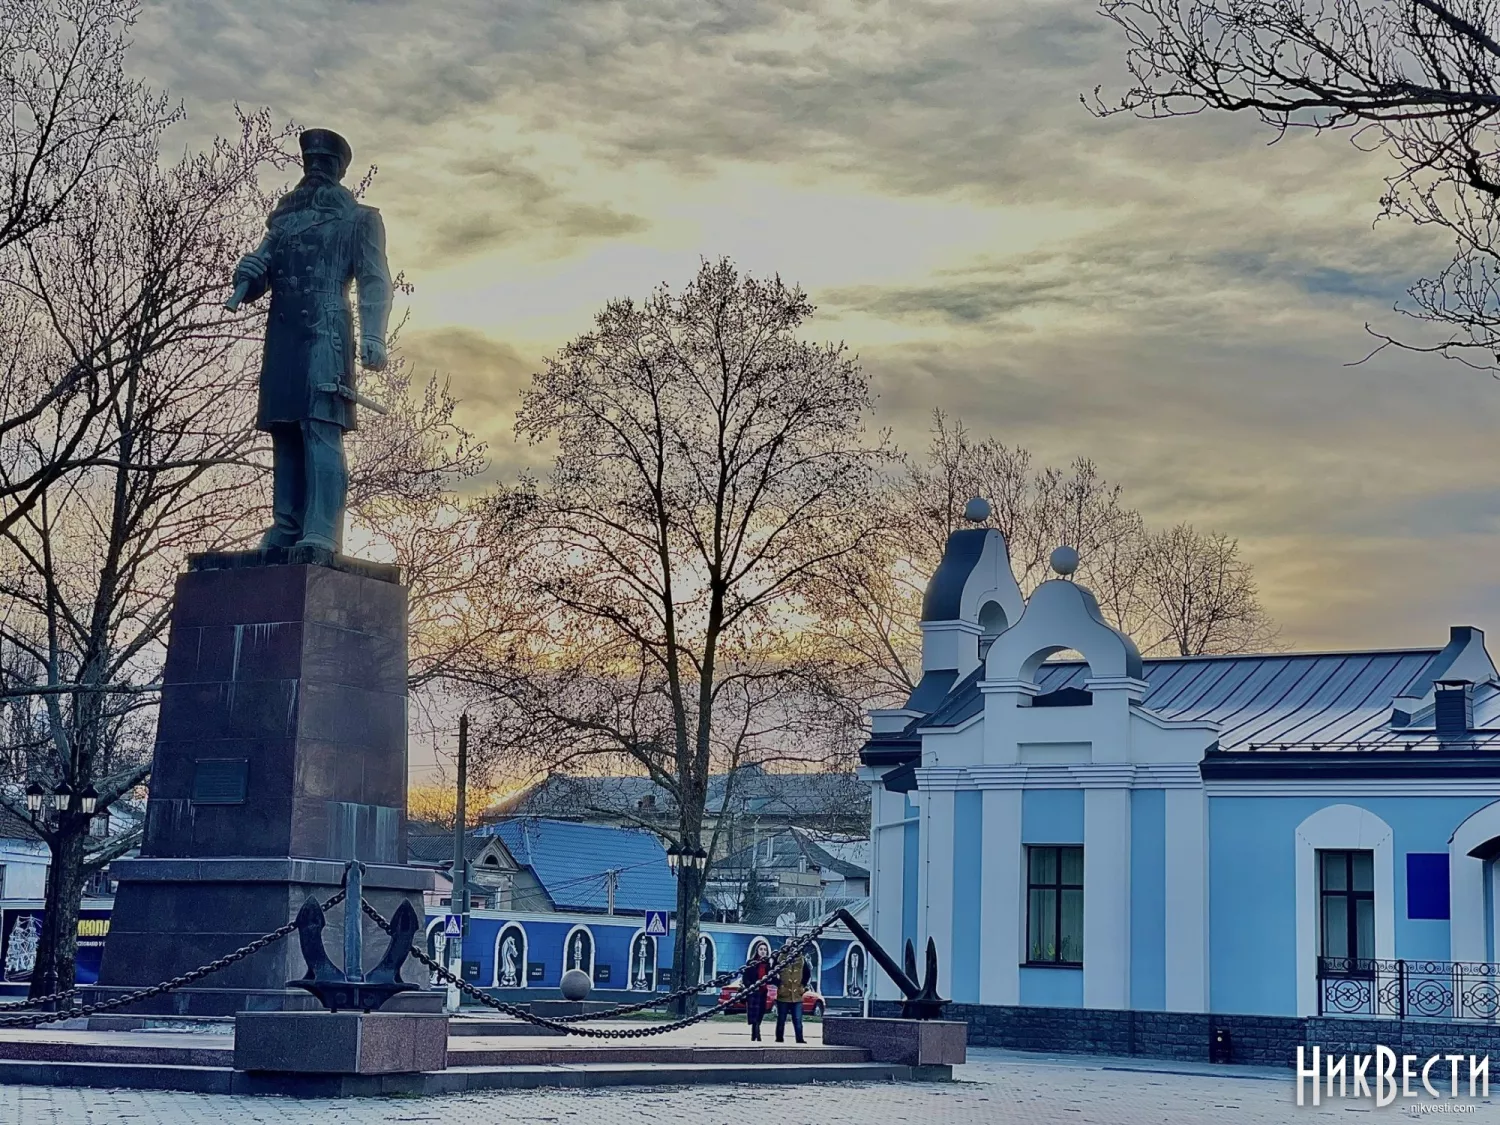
left=861, top=524, right=1500, bottom=1035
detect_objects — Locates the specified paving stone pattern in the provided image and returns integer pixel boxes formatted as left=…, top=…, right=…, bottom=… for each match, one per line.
left=3, top=1050, right=1495, bottom=1125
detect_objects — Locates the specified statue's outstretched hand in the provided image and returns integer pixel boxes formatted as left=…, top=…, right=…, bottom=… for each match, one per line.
left=232, top=254, right=268, bottom=286
left=360, top=337, right=388, bottom=371
left=225, top=253, right=269, bottom=311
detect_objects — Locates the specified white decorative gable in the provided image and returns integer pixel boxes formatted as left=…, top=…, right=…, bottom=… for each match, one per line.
left=917, top=528, right=1025, bottom=678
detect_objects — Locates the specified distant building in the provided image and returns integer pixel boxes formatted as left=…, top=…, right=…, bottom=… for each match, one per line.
left=862, top=520, right=1500, bottom=1054
left=407, top=830, right=533, bottom=912
left=0, top=808, right=47, bottom=901
left=476, top=818, right=684, bottom=917
left=483, top=764, right=869, bottom=861
left=710, top=826, right=869, bottom=925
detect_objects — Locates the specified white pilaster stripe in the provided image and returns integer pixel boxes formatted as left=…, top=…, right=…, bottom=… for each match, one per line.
left=1164, top=787, right=1208, bottom=1013
left=1083, top=788, right=1131, bottom=1010
left=979, top=788, right=1021, bottom=1006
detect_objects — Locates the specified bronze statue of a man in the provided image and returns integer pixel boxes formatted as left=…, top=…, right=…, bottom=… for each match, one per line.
left=228, top=128, right=392, bottom=553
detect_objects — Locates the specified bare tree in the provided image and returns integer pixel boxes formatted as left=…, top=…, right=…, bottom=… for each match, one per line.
left=805, top=410, right=1278, bottom=712
left=346, top=357, right=544, bottom=715
left=0, top=0, right=183, bottom=536
left=509, top=257, right=892, bottom=1006
left=0, top=109, right=294, bottom=997
left=1091, top=0, right=1500, bottom=366
left=1138, top=523, right=1279, bottom=656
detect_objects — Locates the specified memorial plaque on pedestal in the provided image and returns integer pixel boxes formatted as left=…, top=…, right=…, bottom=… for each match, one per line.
left=94, top=554, right=435, bottom=1015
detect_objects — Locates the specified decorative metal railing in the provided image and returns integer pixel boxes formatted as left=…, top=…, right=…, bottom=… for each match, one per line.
left=1318, top=958, right=1500, bottom=1021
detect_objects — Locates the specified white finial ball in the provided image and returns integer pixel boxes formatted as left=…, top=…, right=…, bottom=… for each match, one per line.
left=1050, top=545, right=1079, bottom=576
left=962, top=497, right=991, bottom=523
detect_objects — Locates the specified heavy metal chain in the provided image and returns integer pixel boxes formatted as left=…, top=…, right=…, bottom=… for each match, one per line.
left=0, top=889, right=348, bottom=1029
left=364, top=899, right=837, bottom=1039
left=0, top=986, right=81, bottom=1010
left=546, top=960, right=750, bottom=1022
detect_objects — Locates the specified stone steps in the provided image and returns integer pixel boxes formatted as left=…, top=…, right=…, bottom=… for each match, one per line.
left=0, top=1039, right=230, bottom=1067
left=0, top=1036, right=866, bottom=1069
left=0, top=1056, right=940, bottom=1097
left=448, top=1016, right=564, bottom=1037
left=447, top=1043, right=871, bottom=1066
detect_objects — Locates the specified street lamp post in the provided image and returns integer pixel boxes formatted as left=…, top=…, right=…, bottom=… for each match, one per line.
left=24, top=780, right=104, bottom=1009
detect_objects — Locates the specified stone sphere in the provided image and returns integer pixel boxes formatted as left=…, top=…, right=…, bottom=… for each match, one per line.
left=962, top=497, right=991, bottom=523
left=1049, top=545, right=1080, bottom=576
left=560, top=968, right=592, bottom=1001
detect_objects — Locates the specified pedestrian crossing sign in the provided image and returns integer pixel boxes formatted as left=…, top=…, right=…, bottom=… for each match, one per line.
left=644, top=910, right=669, bottom=937
left=443, top=913, right=462, bottom=938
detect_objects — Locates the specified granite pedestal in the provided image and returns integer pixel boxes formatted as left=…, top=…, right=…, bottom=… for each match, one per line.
left=95, top=552, right=434, bottom=1015
left=234, top=1011, right=449, bottom=1074
left=821, top=1017, right=967, bottom=1065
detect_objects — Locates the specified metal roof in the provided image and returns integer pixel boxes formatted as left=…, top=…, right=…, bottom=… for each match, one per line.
left=476, top=817, right=681, bottom=916
left=490, top=766, right=866, bottom=821
left=909, top=647, right=1451, bottom=751
left=921, top=529, right=988, bottom=621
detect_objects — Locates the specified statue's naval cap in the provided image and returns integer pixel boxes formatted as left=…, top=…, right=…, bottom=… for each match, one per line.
left=299, top=128, right=352, bottom=175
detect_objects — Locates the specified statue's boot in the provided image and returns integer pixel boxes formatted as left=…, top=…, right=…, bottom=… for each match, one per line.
left=260, top=526, right=298, bottom=550
left=263, top=423, right=305, bottom=549
left=293, top=419, right=347, bottom=554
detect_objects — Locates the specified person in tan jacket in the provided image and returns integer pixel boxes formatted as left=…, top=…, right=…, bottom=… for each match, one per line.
left=773, top=952, right=808, bottom=1044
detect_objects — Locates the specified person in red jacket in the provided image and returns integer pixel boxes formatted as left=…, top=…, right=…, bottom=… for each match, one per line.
left=742, top=953, right=770, bottom=1041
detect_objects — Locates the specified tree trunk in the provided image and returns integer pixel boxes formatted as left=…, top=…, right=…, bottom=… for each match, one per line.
left=673, top=858, right=703, bottom=1017
left=28, top=825, right=86, bottom=1001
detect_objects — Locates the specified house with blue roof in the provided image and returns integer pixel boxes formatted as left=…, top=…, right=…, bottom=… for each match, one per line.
left=475, top=818, right=681, bottom=916
left=861, top=519, right=1500, bottom=1060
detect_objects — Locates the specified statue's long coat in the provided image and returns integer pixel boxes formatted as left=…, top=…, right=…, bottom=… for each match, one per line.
left=239, top=184, right=392, bottom=432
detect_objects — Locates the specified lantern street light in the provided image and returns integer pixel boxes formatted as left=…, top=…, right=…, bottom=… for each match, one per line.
left=665, top=842, right=682, bottom=874
left=20, top=779, right=107, bottom=1012
left=22, top=781, right=101, bottom=822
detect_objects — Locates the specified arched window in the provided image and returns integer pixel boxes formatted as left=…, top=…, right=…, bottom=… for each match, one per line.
left=494, top=922, right=528, bottom=989
left=564, top=924, right=596, bottom=979
left=698, top=933, right=717, bottom=986
left=629, top=931, right=657, bottom=991
left=424, top=918, right=445, bottom=963
left=1294, top=805, right=1395, bottom=1016
left=803, top=940, right=822, bottom=992
left=978, top=600, right=1008, bottom=657
left=845, top=944, right=867, bottom=998
left=1450, top=799, right=1500, bottom=964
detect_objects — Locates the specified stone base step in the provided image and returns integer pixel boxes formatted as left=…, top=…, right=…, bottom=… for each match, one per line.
left=448, top=1017, right=564, bottom=1037
left=0, top=1057, right=949, bottom=1096
left=0, top=1038, right=867, bottom=1069
left=0, top=1039, right=229, bottom=1067
left=447, top=1044, right=871, bottom=1066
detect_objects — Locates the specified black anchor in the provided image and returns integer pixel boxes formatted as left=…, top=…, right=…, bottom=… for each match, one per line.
left=288, top=860, right=422, bottom=1013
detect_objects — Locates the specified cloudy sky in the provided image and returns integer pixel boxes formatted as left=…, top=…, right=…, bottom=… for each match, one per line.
left=130, top=0, right=1500, bottom=653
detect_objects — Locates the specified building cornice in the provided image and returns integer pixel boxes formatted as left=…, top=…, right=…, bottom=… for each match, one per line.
left=913, top=762, right=1202, bottom=791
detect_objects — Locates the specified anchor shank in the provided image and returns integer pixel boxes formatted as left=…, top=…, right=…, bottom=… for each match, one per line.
left=344, top=860, right=365, bottom=983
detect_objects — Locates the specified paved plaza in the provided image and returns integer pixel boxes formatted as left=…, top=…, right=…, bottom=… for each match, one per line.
left=5, top=1048, right=1497, bottom=1125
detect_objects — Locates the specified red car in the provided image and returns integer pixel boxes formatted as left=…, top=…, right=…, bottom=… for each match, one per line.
left=717, top=981, right=825, bottom=1016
